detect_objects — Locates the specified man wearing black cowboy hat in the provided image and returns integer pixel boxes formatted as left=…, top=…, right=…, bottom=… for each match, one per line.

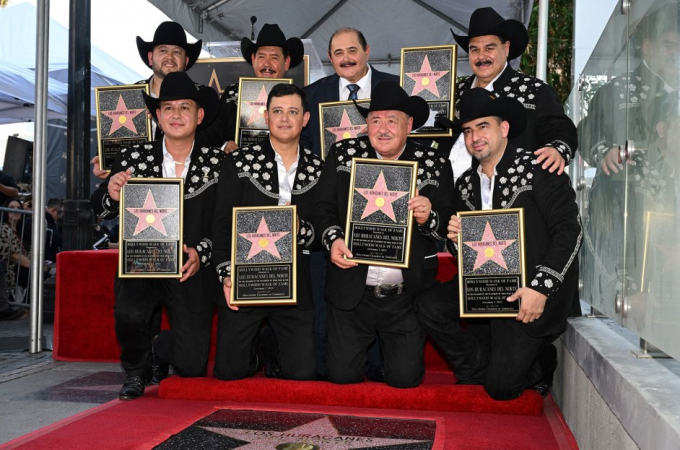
left=219, top=23, right=305, bottom=154
left=446, top=7, right=577, bottom=182
left=91, top=21, right=225, bottom=176
left=211, top=83, right=321, bottom=382
left=312, top=81, right=455, bottom=388
left=302, top=28, right=399, bottom=159
left=91, top=72, right=226, bottom=400
left=414, top=88, right=582, bottom=400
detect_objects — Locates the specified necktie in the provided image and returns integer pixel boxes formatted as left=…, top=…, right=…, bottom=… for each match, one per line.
left=347, top=84, right=360, bottom=100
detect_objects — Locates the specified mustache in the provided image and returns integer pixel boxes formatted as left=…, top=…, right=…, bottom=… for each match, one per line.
left=475, top=60, right=492, bottom=67
left=259, top=67, right=276, bottom=73
left=340, top=61, right=357, bottom=68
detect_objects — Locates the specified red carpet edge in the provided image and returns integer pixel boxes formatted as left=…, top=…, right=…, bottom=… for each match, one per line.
left=158, top=376, right=544, bottom=416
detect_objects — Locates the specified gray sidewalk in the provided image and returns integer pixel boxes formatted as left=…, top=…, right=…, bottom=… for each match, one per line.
left=0, top=317, right=123, bottom=445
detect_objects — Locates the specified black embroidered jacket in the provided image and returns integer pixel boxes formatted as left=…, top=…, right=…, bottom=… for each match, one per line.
left=456, top=65, right=578, bottom=165
left=211, top=139, right=323, bottom=310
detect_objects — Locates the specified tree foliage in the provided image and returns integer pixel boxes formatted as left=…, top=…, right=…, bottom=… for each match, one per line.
left=520, top=0, right=574, bottom=103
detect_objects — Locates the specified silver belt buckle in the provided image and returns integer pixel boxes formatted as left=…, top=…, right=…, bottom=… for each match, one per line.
left=374, top=284, right=386, bottom=298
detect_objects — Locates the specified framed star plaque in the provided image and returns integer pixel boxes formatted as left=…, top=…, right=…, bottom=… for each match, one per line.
left=318, top=99, right=370, bottom=160
left=235, top=77, right=293, bottom=148
left=457, top=208, right=526, bottom=318
left=95, top=84, right=152, bottom=172
left=119, top=178, right=183, bottom=278
left=400, top=45, right=457, bottom=138
left=231, top=205, right=297, bottom=306
left=345, top=158, right=418, bottom=268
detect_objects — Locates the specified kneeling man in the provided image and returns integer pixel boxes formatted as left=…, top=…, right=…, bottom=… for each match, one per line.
left=211, top=84, right=321, bottom=381
left=415, top=89, right=582, bottom=400
left=91, top=72, right=224, bottom=399
left=312, top=81, right=455, bottom=388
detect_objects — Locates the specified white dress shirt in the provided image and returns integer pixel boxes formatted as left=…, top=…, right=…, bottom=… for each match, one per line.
left=271, top=139, right=300, bottom=206
left=339, top=66, right=373, bottom=101
left=449, top=63, right=508, bottom=184
left=162, top=138, right=192, bottom=179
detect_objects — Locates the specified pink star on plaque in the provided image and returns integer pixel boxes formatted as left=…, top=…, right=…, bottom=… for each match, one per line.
left=326, top=109, right=367, bottom=142
left=101, top=95, right=146, bottom=135
left=239, top=216, right=289, bottom=260
left=464, top=221, right=516, bottom=270
left=244, top=86, right=268, bottom=126
left=355, top=171, right=409, bottom=221
left=126, top=190, right=177, bottom=236
left=405, top=55, right=449, bottom=97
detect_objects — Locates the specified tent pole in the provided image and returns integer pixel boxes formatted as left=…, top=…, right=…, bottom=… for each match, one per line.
left=30, top=0, right=49, bottom=354
left=536, top=0, right=549, bottom=81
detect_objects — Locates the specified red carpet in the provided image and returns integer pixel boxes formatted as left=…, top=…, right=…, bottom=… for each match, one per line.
left=54, top=250, right=543, bottom=418
left=0, top=391, right=576, bottom=450
left=159, top=375, right=544, bottom=416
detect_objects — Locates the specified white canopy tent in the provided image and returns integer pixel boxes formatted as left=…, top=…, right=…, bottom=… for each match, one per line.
left=148, top=0, right=535, bottom=78
left=0, top=2, right=144, bottom=124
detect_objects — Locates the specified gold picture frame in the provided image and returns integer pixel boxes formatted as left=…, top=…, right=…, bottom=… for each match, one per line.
left=457, top=208, right=526, bottom=318
left=345, top=158, right=418, bottom=268
left=119, top=178, right=184, bottom=278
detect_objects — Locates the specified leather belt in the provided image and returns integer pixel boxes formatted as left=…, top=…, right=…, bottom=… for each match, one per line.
left=365, top=283, right=404, bottom=298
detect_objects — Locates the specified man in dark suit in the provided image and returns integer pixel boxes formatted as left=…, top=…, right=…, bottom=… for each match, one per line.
left=302, top=28, right=398, bottom=379
left=91, top=72, right=225, bottom=400
left=415, top=89, right=582, bottom=400
left=312, top=81, right=455, bottom=388
left=211, top=84, right=321, bottom=381
left=303, top=28, right=399, bottom=158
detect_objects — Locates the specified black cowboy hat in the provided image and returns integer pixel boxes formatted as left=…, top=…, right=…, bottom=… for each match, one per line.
left=136, top=22, right=203, bottom=70
left=241, top=23, right=304, bottom=69
left=354, top=81, right=430, bottom=130
left=442, top=88, right=527, bottom=139
left=142, top=72, right=218, bottom=131
left=451, top=7, right=529, bottom=60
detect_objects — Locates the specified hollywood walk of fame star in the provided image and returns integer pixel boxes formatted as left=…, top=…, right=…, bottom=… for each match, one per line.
left=239, top=216, right=290, bottom=260
left=463, top=221, right=516, bottom=271
left=201, top=416, right=427, bottom=450
left=101, top=94, right=146, bottom=135
left=355, top=171, right=409, bottom=221
left=244, top=86, right=269, bottom=126
left=326, top=109, right=367, bottom=142
left=405, top=55, right=449, bottom=98
left=126, top=190, right=177, bottom=236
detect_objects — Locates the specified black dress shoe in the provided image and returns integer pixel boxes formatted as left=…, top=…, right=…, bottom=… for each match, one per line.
left=365, top=366, right=386, bottom=383
left=119, top=375, right=147, bottom=400
left=529, top=371, right=554, bottom=398
left=258, top=325, right=283, bottom=379
left=150, top=335, right=170, bottom=385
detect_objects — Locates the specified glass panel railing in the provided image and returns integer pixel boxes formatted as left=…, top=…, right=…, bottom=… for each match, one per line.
left=572, top=3, right=630, bottom=322
left=570, top=0, right=680, bottom=362
left=621, top=0, right=680, bottom=362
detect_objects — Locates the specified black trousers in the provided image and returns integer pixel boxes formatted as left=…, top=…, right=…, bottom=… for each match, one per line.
left=414, top=278, right=558, bottom=400
left=113, top=277, right=212, bottom=378
left=327, top=290, right=426, bottom=389
left=214, top=305, right=316, bottom=381
left=311, top=251, right=383, bottom=377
